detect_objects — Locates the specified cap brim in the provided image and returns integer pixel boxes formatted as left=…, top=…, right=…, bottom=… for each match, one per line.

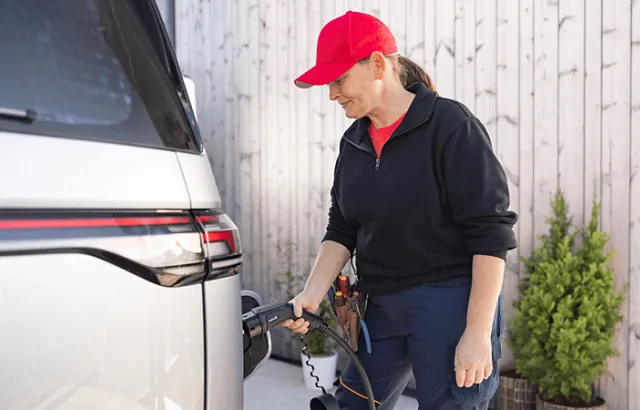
left=294, top=61, right=357, bottom=89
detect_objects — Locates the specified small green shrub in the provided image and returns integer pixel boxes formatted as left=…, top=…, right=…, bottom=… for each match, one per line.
left=509, top=189, right=626, bottom=406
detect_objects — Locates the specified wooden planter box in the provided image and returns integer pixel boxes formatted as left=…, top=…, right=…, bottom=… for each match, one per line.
left=498, top=370, right=537, bottom=410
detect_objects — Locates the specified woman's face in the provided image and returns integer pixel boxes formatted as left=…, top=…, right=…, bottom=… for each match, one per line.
left=328, top=55, right=386, bottom=119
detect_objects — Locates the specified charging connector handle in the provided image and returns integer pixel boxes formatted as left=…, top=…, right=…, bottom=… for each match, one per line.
left=241, top=301, right=376, bottom=410
left=242, top=302, right=300, bottom=337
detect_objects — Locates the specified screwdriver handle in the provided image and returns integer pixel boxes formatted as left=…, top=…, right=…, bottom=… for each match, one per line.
left=338, top=275, right=350, bottom=296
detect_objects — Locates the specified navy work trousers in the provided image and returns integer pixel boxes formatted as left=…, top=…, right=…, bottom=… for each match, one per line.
left=334, top=277, right=503, bottom=410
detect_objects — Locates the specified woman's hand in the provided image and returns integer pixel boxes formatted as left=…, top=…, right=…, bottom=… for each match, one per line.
left=453, top=329, right=493, bottom=388
left=280, top=289, right=323, bottom=335
left=280, top=240, right=351, bottom=334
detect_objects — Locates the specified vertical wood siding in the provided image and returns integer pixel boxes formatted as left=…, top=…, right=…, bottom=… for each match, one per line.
left=175, top=1, right=639, bottom=408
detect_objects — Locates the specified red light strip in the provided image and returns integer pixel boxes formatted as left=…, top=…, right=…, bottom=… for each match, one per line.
left=196, top=215, right=219, bottom=223
left=203, top=231, right=237, bottom=253
left=0, top=216, right=192, bottom=230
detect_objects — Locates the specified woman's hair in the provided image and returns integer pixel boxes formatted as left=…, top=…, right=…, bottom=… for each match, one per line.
left=358, top=53, right=439, bottom=95
left=396, top=55, right=438, bottom=95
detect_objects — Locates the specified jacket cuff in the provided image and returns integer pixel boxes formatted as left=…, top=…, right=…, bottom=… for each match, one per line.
left=474, top=249, right=508, bottom=261
left=322, top=231, right=356, bottom=255
left=464, top=223, right=517, bottom=256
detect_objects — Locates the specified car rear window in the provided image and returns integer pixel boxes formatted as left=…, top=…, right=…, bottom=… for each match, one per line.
left=0, top=0, right=200, bottom=152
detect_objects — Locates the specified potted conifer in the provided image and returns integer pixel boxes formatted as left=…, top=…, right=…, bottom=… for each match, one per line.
left=508, top=189, right=626, bottom=410
left=498, top=190, right=576, bottom=410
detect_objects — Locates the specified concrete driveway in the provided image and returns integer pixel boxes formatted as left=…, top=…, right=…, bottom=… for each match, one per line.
left=243, top=359, right=418, bottom=410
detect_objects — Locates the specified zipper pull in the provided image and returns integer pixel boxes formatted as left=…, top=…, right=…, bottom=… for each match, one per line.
left=375, top=158, right=380, bottom=170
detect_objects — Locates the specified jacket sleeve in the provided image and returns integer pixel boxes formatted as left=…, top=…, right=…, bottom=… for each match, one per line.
left=321, top=141, right=360, bottom=254
left=440, top=116, right=518, bottom=258
left=321, top=185, right=359, bottom=254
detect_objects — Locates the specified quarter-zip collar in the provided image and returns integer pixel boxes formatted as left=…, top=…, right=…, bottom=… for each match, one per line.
left=342, top=83, right=438, bottom=151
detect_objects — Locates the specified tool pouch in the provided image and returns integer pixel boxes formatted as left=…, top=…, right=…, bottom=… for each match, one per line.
left=336, top=305, right=350, bottom=336
left=330, top=275, right=371, bottom=353
left=348, top=310, right=359, bottom=351
left=346, top=291, right=368, bottom=352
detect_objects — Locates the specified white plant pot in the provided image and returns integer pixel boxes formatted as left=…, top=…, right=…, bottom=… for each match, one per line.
left=300, top=350, right=338, bottom=391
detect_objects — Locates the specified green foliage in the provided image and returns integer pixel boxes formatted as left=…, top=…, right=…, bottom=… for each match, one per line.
left=276, top=269, right=337, bottom=356
left=508, top=189, right=627, bottom=405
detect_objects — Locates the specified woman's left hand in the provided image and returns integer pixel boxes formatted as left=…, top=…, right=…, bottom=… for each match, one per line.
left=453, top=329, right=493, bottom=388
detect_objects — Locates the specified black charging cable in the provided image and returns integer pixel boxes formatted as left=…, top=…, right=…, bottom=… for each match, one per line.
left=242, top=301, right=376, bottom=410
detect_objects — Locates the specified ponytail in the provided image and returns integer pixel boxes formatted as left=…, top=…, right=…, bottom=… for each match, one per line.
left=397, top=55, right=438, bottom=95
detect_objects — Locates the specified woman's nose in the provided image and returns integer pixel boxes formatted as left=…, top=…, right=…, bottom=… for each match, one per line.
left=328, top=84, right=339, bottom=101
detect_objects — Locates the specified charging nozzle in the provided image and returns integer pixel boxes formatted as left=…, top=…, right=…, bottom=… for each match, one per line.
left=242, top=301, right=326, bottom=340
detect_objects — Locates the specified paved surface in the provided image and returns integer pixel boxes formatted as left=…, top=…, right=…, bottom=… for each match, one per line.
left=244, top=358, right=419, bottom=410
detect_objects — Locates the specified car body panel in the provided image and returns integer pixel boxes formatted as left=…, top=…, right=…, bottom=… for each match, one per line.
left=0, top=128, right=207, bottom=409
left=0, top=0, right=270, bottom=408
left=0, top=131, right=191, bottom=210
left=203, top=275, right=244, bottom=410
left=0, top=253, right=205, bottom=410
left=175, top=151, right=223, bottom=210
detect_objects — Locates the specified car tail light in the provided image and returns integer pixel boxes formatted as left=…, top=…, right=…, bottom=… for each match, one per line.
left=194, top=211, right=242, bottom=260
left=0, top=210, right=208, bottom=287
left=0, top=209, right=243, bottom=286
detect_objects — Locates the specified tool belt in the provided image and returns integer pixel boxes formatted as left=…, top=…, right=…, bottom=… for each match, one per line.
left=329, top=274, right=371, bottom=354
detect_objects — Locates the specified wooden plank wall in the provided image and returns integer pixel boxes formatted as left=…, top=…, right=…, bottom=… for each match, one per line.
left=174, top=1, right=639, bottom=408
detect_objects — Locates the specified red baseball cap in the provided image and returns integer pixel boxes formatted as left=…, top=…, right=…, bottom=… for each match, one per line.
left=294, top=11, right=398, bottom=89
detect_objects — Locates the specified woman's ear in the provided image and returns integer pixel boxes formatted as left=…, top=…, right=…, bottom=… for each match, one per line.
left=370, top=52, right=386, bottom=80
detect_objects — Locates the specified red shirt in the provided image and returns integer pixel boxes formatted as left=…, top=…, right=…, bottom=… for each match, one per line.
left=367, top=113, right=407, bottom=158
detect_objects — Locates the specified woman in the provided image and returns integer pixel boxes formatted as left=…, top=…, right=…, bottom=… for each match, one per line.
left=282, top=11, right=517, bottom=410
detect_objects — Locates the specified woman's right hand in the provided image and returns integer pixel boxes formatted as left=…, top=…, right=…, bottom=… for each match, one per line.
left=280, top=289, right=323, bottom=335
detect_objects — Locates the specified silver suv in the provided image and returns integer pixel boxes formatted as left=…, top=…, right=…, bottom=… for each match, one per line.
left=0, top=0, right=270, bottom=409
